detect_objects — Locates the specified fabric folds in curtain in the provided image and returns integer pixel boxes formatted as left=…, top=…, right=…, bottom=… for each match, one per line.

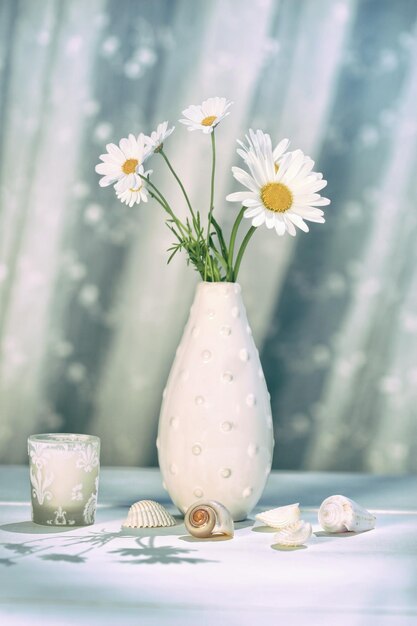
left=0, top=0, right=416, bottom=473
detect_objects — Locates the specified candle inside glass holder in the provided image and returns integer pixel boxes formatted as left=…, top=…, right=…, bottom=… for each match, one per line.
left=28, top=434, right=100, bottom=526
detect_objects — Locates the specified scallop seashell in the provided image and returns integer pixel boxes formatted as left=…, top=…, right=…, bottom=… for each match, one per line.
left=255, top=503, right=300, bottom=529
left=184, top=500, right=234, bottom=539
left=122, top=500, right=176, bottom=528
left=318, top=495, right=376, bottom=533
left=273, top=520, right=312, bottom=547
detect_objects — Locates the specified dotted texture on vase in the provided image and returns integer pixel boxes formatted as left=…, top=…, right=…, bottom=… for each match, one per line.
left=157, top=282, right=274, bottom=521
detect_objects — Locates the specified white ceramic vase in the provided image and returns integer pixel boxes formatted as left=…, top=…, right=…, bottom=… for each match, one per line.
left=157, top=282, right=274, bottom=521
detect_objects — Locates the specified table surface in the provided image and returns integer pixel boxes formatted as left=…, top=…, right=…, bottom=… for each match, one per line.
left=0, top=466, right=416, bottom=626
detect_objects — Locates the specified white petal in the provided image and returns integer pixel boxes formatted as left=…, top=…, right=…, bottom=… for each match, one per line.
left=265, top=212, right=276, bottom=229
left=283, top=215, right=296, bottom=236
left=292, top=206, right=324, bottom=218
left=237, top=147, right=249, bottom=161
left=273, top=138, right=290, bottom=160
left=274, top=151, right=293, bottom=179
left=282, top=150, right=305, bottom=183
left=252, top=212, right=266, bottom=227
left=275, top=217, right=286, bottom=236
left=287, top=212, right=309, bottom=232
left=244, top=206, right=264, bottom=218
left=246, top=158, right=265, bottom=187
left=99, top=176, right=116, bottom=188
left=95, top=162, right=120, bottom=175
left=178, top=118, right=196, bottom=126
left=181, top=105, right=203, bottom=121
left=293, top=193, right=322, bottom=204
left=247, top=154, right=270, bottom=187
left=99, top=153, right=120, bottom=164
left=309, top=197, right=331, bottom=206
left=231, top=167, right=259, bottom=192
left=242, top=197, right=262, bottom=207
left=303, top=214, right=325, bottom=223
left=297, top=159, right=315, bottom=178
left=201, top=99, right=216, bottom=116
left=296, top=179, right=328, bottom=193
left=106, top=143, right=125, bottom=162
left=119, top=137, right=131, bottom=156
left=226, top=191, right=252, bottom=203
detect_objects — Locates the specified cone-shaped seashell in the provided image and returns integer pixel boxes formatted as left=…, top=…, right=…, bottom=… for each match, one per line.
left=318, top=495, right=376, bottom=533
left=184, top=500, right=234, bottom=538
left=273, top=520, right=312, bottom=547
left=255, top=503, right=300, bottom=529
left=122, top=500, right=176, bottom=528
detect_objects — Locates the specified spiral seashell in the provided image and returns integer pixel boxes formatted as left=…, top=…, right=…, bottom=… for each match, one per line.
left=184, top=500, right=234, bottom=538
left=122, top=500, right=176, bottom=528
left=318, top=495, right=376, bottom=533
left=273, top=520, right=312, bottom=547
left=255, top=503, right=300, bottom=529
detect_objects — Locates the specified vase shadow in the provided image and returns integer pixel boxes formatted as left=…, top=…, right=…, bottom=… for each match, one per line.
left=234, top=520, right=253, bottom=530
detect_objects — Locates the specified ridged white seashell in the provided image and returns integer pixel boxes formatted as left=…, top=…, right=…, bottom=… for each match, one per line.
left=184, top=500, right=234, bottom=538
left=255, top=503, right=300, bottom=529
left=273, top=520, right=312, bottom=547
left=122, top=500, right=176, bottom=528
left=318, top=495, right=376, bottom=533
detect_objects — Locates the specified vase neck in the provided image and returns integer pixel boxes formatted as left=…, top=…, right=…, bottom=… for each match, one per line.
left=192, top=282, right=244, bottom=317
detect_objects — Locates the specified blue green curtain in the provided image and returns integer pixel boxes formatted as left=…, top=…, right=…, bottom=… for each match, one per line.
left=0, top=0, right=416, bottom=472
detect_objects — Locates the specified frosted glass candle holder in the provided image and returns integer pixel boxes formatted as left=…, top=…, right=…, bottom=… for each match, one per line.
left=28, top=434, right=100, bottom=527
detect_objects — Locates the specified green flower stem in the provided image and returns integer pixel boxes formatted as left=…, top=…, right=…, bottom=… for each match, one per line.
left=159, top=149, right=198, bottom=227
left=204, top=130, right=216, bottom=281
left=209, top=238, right=229, bottom=273
left=211, top=215, right=229, bottom=268
left=227, top=205, right=245, bottom=280
left=138, top=173, right=189, bottom=234
left=233, top=225, right=257, bottom=281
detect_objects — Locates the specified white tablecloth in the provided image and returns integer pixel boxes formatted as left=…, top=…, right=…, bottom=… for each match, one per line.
left=0, top=466, right=416, bottom=625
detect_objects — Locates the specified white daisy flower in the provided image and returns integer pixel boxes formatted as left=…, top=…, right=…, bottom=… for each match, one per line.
left=115, top=165, right=152, bottom=208
left=179, top=97, right=233, bottom=133
left=145, top=121, right=175, bottom=153
left=226, top=140, right=330, bottom=237
left=237, top=128, right=290, bottom=172
left=95, top=133, right=150, bottom=188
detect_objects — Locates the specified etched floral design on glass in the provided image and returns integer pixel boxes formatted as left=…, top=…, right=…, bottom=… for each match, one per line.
left=30, top=466, right=54, bottom=505
left=76, top=443, right=100, bottom=473
left=28, top=434, right=100, bottom=527
left=71, top=483, right=83, bottom=501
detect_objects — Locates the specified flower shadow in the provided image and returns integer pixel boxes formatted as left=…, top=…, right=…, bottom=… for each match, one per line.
left=2, top=543, right=36, bottom=555
left=40, top=553, right=87, bottom=563
left=110, top=537, right=214, bottom=565
left=0, top=528, right=215, bottom=567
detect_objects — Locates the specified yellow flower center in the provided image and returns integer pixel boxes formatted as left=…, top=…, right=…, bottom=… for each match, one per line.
left=261, top=182, right=293, bottom=213
left=201, top=115, right=217, bottom=127
left=122, top=158, right=138, bottom=174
